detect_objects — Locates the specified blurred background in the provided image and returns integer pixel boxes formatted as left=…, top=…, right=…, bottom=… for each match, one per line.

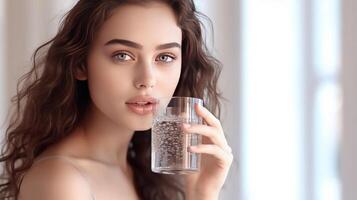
left=0, top=0, right=356, bottom=200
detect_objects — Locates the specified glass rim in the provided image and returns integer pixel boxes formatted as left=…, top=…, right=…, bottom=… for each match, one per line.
left=157, top=96, right=203, bottom=102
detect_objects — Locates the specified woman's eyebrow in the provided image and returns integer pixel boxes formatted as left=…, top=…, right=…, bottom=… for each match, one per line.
left=105, top=39, right=181, bottom=50
left=156, top=42, right=181, bottom=50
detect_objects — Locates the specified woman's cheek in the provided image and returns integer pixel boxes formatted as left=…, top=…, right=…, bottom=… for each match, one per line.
left=159, top=68, right=181, bottom=93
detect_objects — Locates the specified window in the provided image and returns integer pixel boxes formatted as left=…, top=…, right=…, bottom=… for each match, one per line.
left=240, top=0, right=341, bottom=200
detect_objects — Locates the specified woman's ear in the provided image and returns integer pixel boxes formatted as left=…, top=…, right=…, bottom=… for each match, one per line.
left=74, top=64, right=88, bottom=80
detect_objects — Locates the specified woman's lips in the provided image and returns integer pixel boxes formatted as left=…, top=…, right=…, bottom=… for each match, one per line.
left=126, top=103, right=155, bottom=115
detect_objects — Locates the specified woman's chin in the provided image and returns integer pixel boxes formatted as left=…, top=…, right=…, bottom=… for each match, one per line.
left=130, top=120, right=153, bottom=131
left=135, top=127, right=152, bottom=131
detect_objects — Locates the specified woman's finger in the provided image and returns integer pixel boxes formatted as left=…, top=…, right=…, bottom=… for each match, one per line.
left=188, top=144, right=233, bottom=164
left=195, top=104, right=222, bottom=129
left=182, top=123, right=228, bottom=148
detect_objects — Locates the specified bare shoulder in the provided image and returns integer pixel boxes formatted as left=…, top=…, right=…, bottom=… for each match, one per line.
left=19, top=158, right=93, bottom=200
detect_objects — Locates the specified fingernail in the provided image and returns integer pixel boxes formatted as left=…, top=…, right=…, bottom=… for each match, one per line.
left=188, top=146, right=196, bottom=152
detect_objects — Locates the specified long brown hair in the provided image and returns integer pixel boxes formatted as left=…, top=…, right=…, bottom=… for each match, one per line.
left=0, top=0, right=223, bottom=199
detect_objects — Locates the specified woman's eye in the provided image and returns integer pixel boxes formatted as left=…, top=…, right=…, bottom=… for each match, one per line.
left=112, top=52, right=133, bottom=62
left=156, top=54, right=176, bottom=63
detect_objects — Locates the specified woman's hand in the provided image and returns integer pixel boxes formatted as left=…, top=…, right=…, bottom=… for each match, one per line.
left=182, top=103, right=233, bottom=200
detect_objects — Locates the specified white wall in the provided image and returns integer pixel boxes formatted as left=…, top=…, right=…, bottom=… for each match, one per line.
left=4, top=0, right=77, bottom=102
left=341, top=0, right=357, bottom=200
left=0, top=0, right=7, bottom=144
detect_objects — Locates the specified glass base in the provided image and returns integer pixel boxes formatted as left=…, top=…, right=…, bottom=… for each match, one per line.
left=152, top=167, right=199, bottom=175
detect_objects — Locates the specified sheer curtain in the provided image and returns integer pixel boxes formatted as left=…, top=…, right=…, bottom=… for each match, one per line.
left=239, top=0, right=341, bottom=199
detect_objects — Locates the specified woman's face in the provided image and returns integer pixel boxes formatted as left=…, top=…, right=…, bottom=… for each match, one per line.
left=83, top=2, right=182, bottom=130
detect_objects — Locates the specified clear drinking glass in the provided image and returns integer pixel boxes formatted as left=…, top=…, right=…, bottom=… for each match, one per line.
left=151, top=96, right=203, bottom=174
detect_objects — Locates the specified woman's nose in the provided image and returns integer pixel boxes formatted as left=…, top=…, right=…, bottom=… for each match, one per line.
left=133, top=63, right=156, bottom=89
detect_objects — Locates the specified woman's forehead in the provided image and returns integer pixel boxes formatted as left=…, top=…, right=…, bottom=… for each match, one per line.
left=94, top=2, right=182, bottom=48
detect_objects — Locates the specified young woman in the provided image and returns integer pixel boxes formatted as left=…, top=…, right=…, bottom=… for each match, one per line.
left=0, top=0, right=233, bottom=199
